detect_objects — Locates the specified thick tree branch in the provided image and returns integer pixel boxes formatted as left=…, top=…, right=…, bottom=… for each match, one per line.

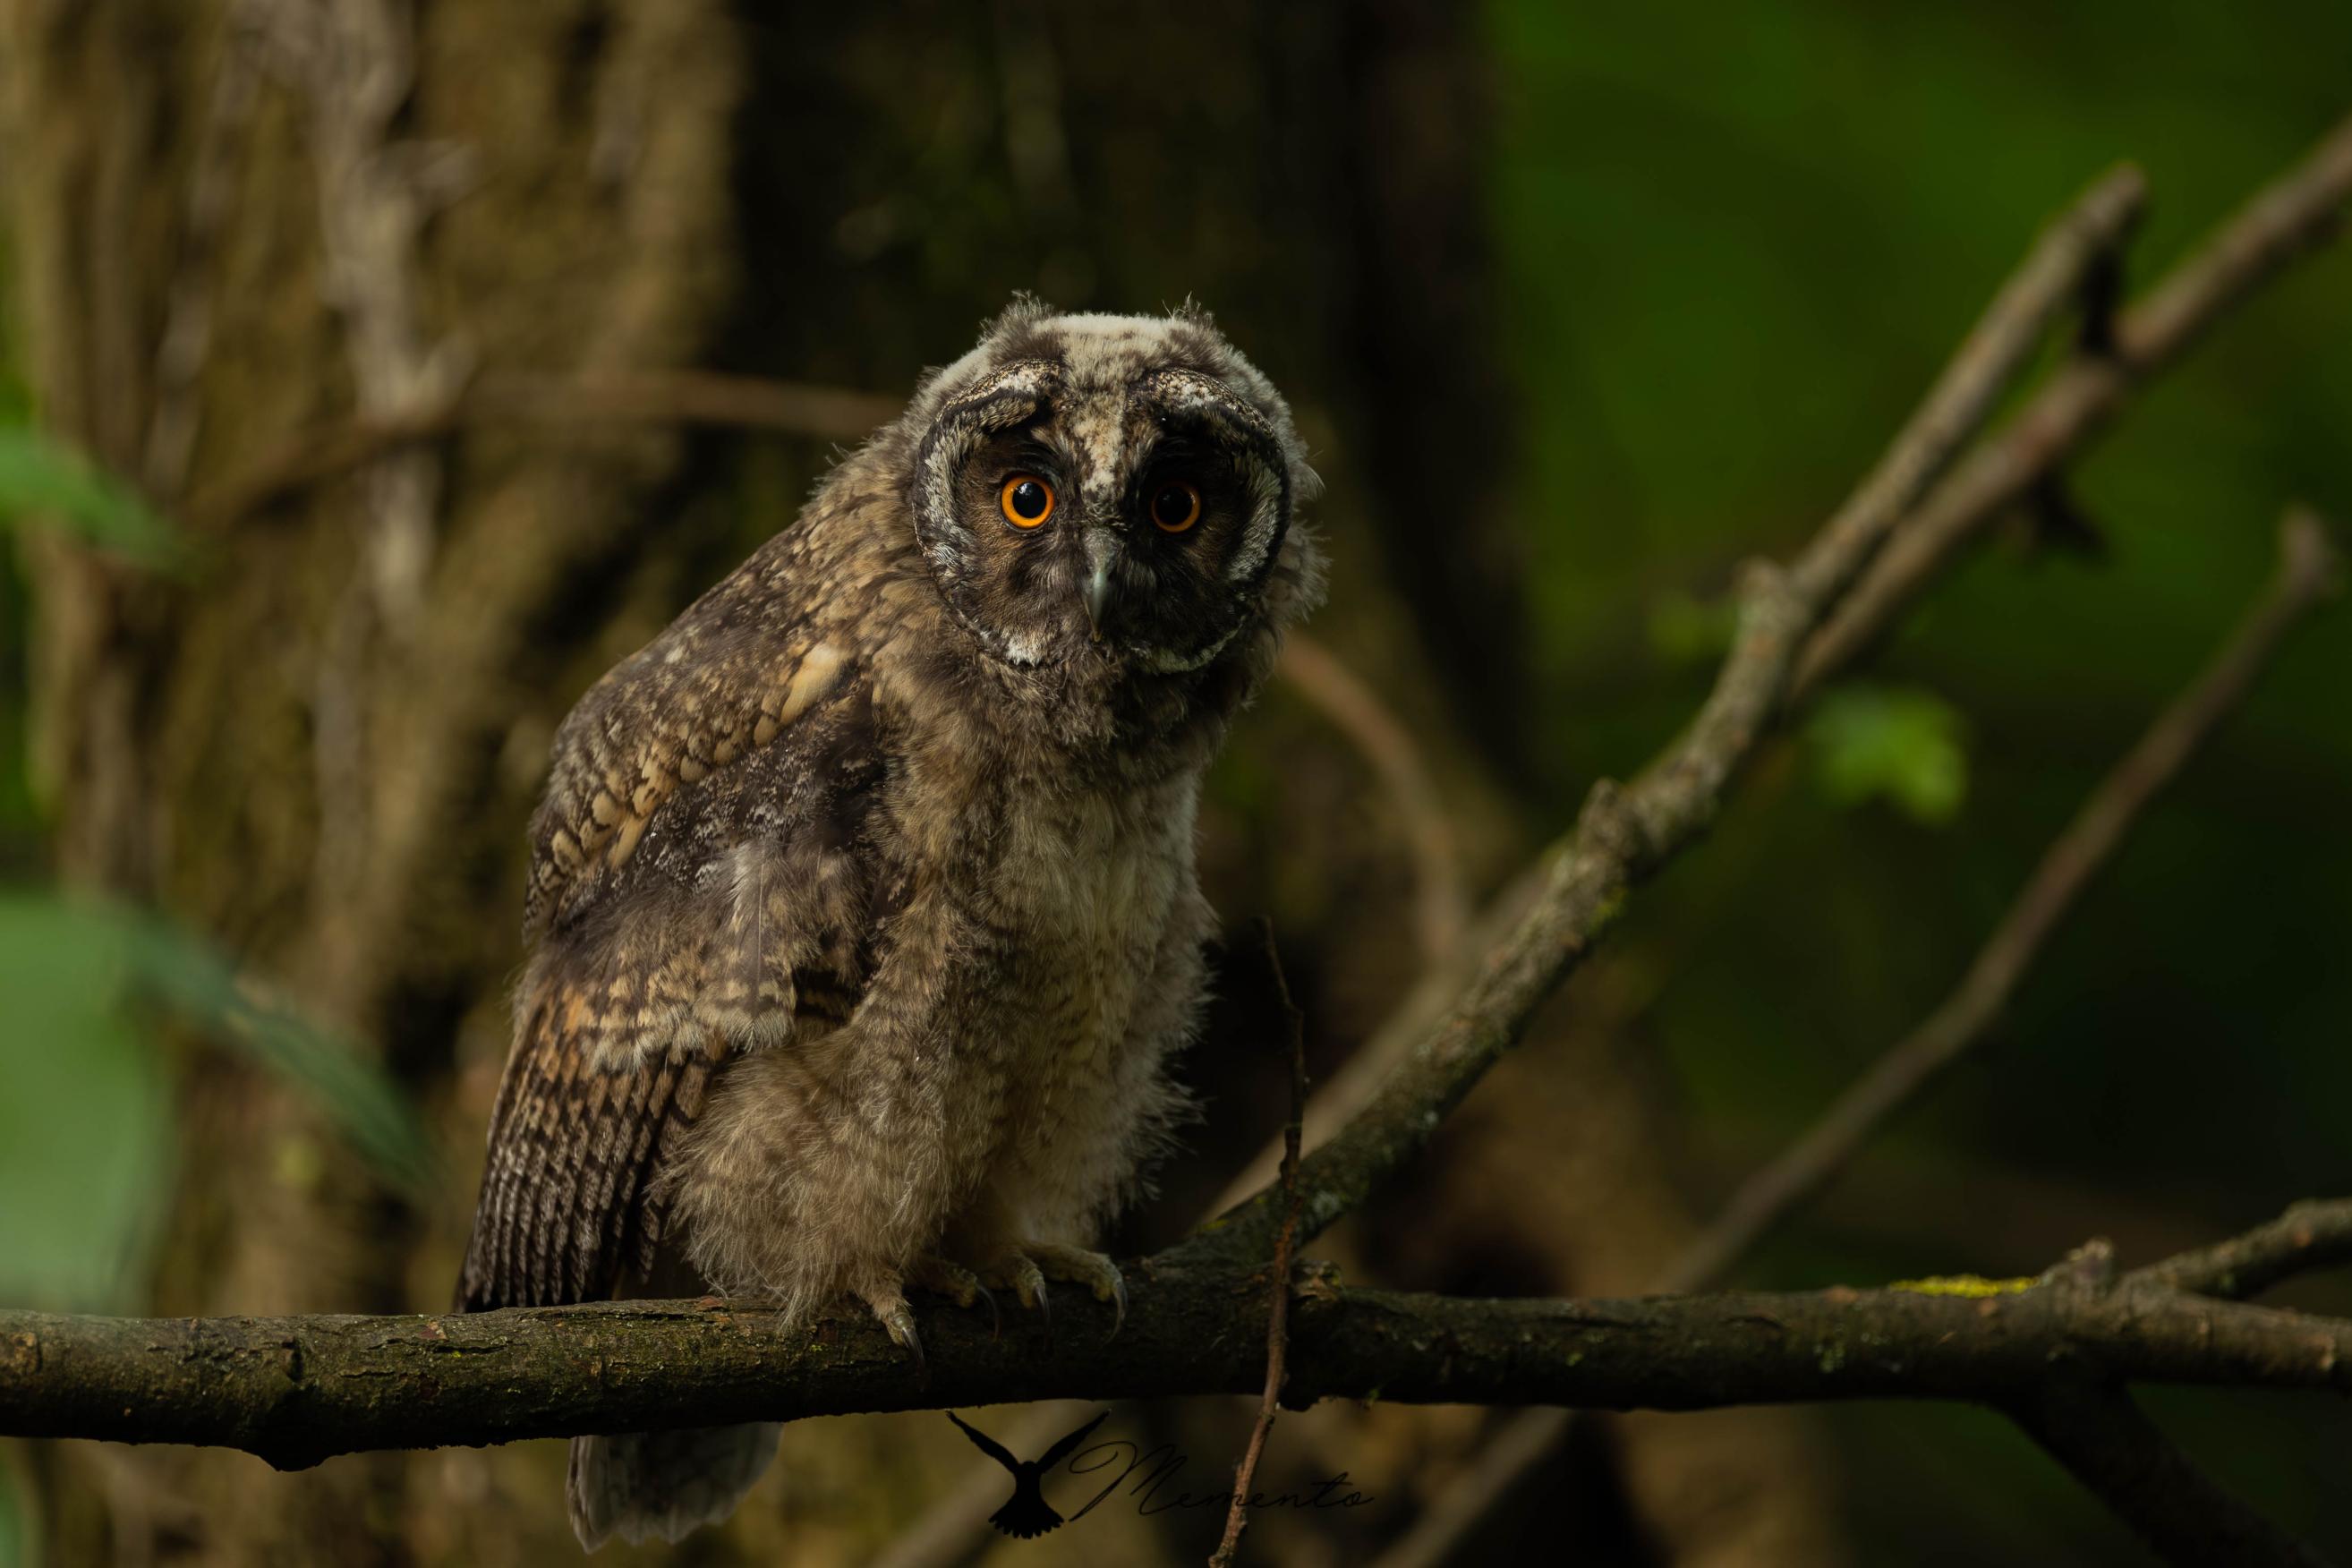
left=8, top=1211, right=2352, bottom=1469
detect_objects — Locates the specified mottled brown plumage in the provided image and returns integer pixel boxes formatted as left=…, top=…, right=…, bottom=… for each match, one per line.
left=456, top=300, right=1322, bottom=1548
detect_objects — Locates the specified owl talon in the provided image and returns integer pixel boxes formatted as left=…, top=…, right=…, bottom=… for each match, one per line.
left=908, top=1256, right=985, bottom=1311
left=862, top=1290, right=926, bottom=1376
left=1013, top=1257, right=1051, bottom=1317
left=978, top=1253, right=1052, bottom=1348
left=1027, top=1245, right=1128, bottom=1338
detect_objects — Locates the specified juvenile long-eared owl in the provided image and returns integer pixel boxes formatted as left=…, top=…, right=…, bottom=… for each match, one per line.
left=456, top=300, right=1324, bottom=1548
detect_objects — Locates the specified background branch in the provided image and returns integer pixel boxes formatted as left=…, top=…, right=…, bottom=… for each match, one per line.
left=178, top=371, right=904, bottom=529
left=1793, top=112, right=2352, bottom=695
left=2011, top=1378, right=2336, bottom=1568
left=2135, top=1197, right=2352, bottom=1301
left=1276, top=630, right=1471, bottom=966
left=1168, top=154, right=2159, bottom=1277
left=1375, top=506, right=2343, bottom=1568
left=1675, top=506, right=2340, bottom=1291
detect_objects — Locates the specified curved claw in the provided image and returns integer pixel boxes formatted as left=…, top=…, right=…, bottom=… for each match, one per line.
left=867, top=1293, right=926, bottom=1377
left=975, top=1282, right=1002, bottom=1340
left=1007, top=1255, right=1050, bottom=1316
left=1026, top=1244, right=1127, bottom=1338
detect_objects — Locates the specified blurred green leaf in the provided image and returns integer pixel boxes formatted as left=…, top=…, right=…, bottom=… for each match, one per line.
left=115, top=909, right=437, bottom=1196
left=1805, top=684, right=1971, bottom=825
left=0, top=427, right=182, bottom=566
left=0, top=896, right=169, bottom=1311
left=0, top=892, right=435, bottom=1309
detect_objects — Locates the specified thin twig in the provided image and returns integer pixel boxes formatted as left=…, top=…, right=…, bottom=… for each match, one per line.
left=1794, top=112, right=2352, bottom=695
left=1377, top=508, right=2343, bottom=1568
left=1278, top=631, right=1470, bottom=965
left=1785, top=162, right=2146, bottom=613
left=2011, top=1378, right=2337, bottom=1568
left=2133, top=1197, right=2352, bottom=1300
left=1673, top=507, right=2340, bottom=1291
left=1210, top=922, right=1311, bottom=1568
left=179, top=371, right=903, bottom=527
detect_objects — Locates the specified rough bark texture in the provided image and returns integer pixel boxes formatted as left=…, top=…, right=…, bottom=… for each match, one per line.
left=11, top=1256, right=2352, bottom=1466
left=2, top=2, right=741, bottom=1561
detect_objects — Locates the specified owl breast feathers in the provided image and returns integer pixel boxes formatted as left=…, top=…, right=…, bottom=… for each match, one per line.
left=456, top=303, right=1323, bottom=1547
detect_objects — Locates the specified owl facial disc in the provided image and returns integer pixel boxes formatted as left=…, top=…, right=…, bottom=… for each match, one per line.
left=907, top=306, right=1317, bottom=690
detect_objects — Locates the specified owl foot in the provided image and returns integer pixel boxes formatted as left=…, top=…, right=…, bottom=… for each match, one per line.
left=980, top=1253, right=1052, bottom=1344
left=858, top=1285, right=926, bottom=1376
left=979, top=1244, right=1127, bottom=1339
left=909, top=1256, right=1001, bottom=1337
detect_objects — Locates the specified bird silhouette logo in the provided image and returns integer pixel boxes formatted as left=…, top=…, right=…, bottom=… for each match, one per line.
left=944, top=1410, right=1111, bottom=1538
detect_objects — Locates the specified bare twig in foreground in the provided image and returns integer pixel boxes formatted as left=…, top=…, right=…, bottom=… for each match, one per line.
left=1377, top=508, right=2343, bottom=1568
left=1210, top=923, right=1311, bottom=1568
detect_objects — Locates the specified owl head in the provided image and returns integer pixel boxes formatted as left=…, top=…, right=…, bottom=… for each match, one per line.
left=900, top=300, right=1324, bottom=691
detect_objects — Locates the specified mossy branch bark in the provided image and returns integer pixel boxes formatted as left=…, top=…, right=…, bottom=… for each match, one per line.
left=6, top=1203, right=2351, bottom=1473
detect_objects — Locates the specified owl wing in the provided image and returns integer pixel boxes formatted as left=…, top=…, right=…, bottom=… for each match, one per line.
left=459, top=528, right=892, bottom=1311
left=457, top=975, right=722, bottom=1309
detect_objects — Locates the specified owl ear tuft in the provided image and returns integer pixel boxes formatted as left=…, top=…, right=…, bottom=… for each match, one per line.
left=983, top=292, right=1058, bottom=343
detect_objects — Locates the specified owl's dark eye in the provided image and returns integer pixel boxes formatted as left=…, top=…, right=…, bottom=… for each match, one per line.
left=1000, top=474, right=1054, bottom=529
left=1150, top=481, right=1202, bottom=533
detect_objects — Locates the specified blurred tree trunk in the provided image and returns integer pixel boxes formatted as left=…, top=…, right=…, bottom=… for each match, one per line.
left=2, top=1, right=743, bottom=1561
left=2, top=3, right=1845, bottom=1564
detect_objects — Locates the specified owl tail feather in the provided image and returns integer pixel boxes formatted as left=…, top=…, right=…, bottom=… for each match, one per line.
left=567, top=1422, right=783, bottom=1551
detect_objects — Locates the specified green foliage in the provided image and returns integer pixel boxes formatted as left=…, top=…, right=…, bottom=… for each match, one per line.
left=0, top=896, right=170, bottom=1312
left=1488, top=5, right=2352, bottom=1554
left=0, top=427, right=181, bottom=567
left=1804, top=683, right=1971, bottom=824
left=0, top=892, right=434, bottom=1311
left=110, top=906, right=438, bottom=1197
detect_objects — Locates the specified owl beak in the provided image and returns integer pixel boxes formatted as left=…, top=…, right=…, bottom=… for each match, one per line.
left=1080, top=531, right=1121, bottom=640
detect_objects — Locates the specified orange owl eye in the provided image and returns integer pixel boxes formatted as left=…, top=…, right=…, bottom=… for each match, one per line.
left=1000, top=474, right=1054, bottom=528
left=1150, top=481, right=1202, bottom=533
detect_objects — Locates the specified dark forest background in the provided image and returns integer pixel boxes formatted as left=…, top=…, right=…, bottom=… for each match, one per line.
left=3, top=3, right=2348, bottom=1564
